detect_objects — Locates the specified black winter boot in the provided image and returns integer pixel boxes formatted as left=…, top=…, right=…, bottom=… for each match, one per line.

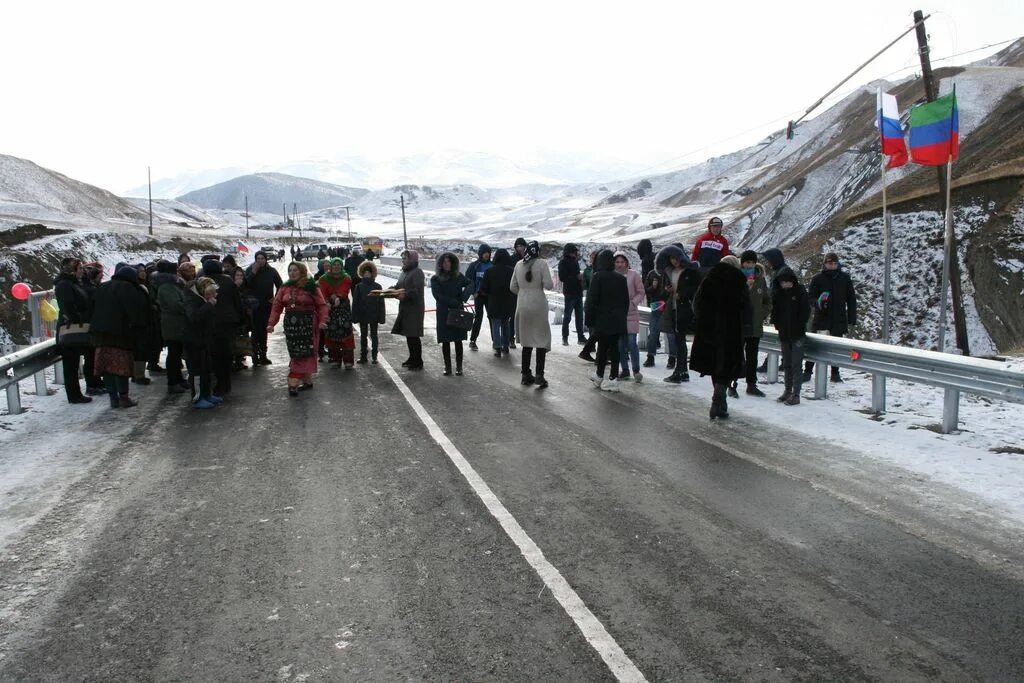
left=777, top=384, right=793, bottom=403
left=666, top=356, right=676, bottom=370
left=643, top=354, right=655, bottom=368
left=710, top=384, right=729, bottom=419
left=830, top=367, right=843, bottom=383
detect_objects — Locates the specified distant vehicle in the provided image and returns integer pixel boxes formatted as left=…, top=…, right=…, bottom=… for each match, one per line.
left=259, top=246, right=282, bottom=261
left=298, top=243, right=329, bottom=260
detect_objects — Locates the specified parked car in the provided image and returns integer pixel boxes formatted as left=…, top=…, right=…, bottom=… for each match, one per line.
left=259, top=246, right=283, bottom=261
left=298, top=243, right=329, bottom=260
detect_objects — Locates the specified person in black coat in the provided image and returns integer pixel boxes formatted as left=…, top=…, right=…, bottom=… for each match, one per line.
left=689, top=256, right=751, bottom=419
left=429, top=252, right=472, bottom=376
left=584, top=249, right=629, bottom=390
left=183, top=276, right=220, bottom=408
left=344, top=249, right=365, bottom=289
left=352, top=261, right=385, bottom=364
left=79, top=262, right=106, bottom=395
left=477, top=248, right=515, bottom=356
left=637, top=239, right=655, bottom=282
left=772, top=269, right=811, bottom=405
left=557, top=243, right=586, bottom=345
left=201, top=259, right=243, bottom=396
left=804, top=252, right=857, bottom=383
left=244, top=251, right=283, bottom=365
left=90, top=266, right=149, bottom=408
left=53, top=258, right=93, bottom=404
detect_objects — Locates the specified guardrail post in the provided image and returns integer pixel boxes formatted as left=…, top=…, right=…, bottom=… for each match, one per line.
left=5, top=383, right=21, bottom=415
left=814, top=362, right=828, bottom=399
left=552, top=304, right=563, bottom=325
left=54, top=358, right=65, bottom=385
left=871, top=373, right=886, bottom=414
left=766, top=352, right=779, bottom=383
left=942, top=389, right=960, bottom=434
left=638, top=322, right=647, bottom=351
left=34, top=368, right=48, bottom=397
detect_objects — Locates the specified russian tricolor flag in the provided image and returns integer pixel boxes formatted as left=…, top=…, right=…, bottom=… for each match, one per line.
left=909, top=88, right=959, bottom=167
left=237, top=241, right=250, bottom=253
left=877, top=89, right=908, bottom=169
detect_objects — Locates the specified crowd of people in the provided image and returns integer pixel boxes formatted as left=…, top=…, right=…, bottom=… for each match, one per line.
left=51, top=217, right=856, bottom=417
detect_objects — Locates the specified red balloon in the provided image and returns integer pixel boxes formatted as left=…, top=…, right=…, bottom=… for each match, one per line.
left=11, top=283, right=31, bottom=301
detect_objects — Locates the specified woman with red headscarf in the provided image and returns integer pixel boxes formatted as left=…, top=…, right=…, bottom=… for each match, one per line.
left=268, top=261, right=329, bottom=396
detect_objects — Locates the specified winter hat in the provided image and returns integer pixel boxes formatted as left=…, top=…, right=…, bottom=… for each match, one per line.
left=740, top=250, right=758, bottom=264
left=637, top=238, right=653, bottom=258
left=357, top=261, right=378, bottom=279
left=493, top=248, right=512, bottom=266
left=563, top=243, right=578, bottom=257
left=762, top=248, right=786, bottom=270
left=708, top=216, right=724, bottom=228
left=114, top=266, right=139, bottom=283
left=612, top=250, right=629, bottom=266
left=514, top=237, right=528, bottom=249
left=777, top=269, right=799, bottom=285
left=156, top=259, right=177, bottom=274
left=477, top=243, right=492, bottom=257
left=202, top=259, right=224, bottom=276
left=720, top=255, right=741, bottom=269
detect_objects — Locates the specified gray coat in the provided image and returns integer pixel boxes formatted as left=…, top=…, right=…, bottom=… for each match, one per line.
left=391, top=263, right=425, bottom=338
left=510, top=258, right=553, bottom=350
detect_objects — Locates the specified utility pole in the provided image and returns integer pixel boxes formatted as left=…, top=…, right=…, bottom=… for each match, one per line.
left=147, top=166, right=153, bottom=236
left=913, top=9, right=970, bottom=355
left=345, top=206, right=352, bottom=242
left=400, top=193, right=408, bottom=252
left=285, top=203, right=291, bottom=240
left=294, top=203, right=301, bottom=240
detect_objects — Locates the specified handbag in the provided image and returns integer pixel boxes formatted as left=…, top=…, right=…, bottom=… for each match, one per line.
left=232, top=333, right=253, bottom=357
left=446, top=308, right=474, bottom=331
left=57, top=322, right=90, bottom=347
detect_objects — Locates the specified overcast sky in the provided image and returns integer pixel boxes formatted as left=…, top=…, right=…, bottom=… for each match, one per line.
left=1, top=0, right=1020, bottom=193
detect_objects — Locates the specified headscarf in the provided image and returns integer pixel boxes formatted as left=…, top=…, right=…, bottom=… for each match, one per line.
left=320, top=257, right=349, bottom=285
left=284, top=261, right=316, bottom=291
left=523, top=241, right=540, bottom=262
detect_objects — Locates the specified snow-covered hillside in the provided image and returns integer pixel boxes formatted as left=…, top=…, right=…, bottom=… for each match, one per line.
left=0, top=154, right=146, bottom=226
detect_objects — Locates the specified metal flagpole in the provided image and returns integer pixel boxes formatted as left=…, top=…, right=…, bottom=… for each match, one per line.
left=400, top=194, right=408, bottom=252
left=937, top=156, right=954, bottom=352
left=881, top=158, right=892, bottom=344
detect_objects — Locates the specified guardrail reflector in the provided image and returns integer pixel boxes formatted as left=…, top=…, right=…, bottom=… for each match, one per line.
left=851, top=350, right=861, bottom=361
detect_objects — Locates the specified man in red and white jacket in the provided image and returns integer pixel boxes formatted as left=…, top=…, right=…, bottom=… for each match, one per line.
left=692, top=216, right=731, bottom=271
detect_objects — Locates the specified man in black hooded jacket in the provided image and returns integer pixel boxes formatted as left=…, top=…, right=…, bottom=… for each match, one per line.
left=804, top=252, right=857, bottom=383
left=557, top=243, right=586, bottom=345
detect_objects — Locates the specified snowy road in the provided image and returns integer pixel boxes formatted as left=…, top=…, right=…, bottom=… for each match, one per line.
left=2, top=301, right=1024, bottom=680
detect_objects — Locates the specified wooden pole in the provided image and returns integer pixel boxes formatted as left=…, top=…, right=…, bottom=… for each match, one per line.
left=914, top=10, right=970, bottom=355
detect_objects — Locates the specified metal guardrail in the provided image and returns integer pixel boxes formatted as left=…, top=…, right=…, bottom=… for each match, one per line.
left=1, top=338, right=63, bottom=414
left=10, top=265, right=1013, bottom=431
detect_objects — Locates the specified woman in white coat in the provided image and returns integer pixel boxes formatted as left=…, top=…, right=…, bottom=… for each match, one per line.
left=510, top=240, right=552, bottom=388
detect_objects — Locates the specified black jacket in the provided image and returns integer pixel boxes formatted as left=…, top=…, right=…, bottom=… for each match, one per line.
left=584, top=250, right=629, bottom=336
left=688, top=263, right=750, bottom=379
left=808, top=267, right=857, bottom=335
left=53, top=273, right=90, bottom=326
left=558, top=246, right=584, bottom=298
left=772, top=280, right=811, bottom=341
left=478, top=249, right=516, bottom=319
left=211, top=274, right=243, bottom=333
left=344, top=255, right=365, bottom=282
left=183, top=285, right=216, bottom=347
left=89, top=275, right=148, bottom=349
left=352, top=278, right=385, bottom=324
left=637, top=239, right=655, bottom=282
left=245, top=264, right=283, bottom=306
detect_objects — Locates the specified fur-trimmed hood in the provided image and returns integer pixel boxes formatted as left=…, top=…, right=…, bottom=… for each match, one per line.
left=357, top=260, right=378, bottom=279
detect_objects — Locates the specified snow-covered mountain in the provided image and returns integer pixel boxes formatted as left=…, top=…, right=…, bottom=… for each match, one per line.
left=175, top=173, right=368, bottom=215
left=131, top=149, right=652, bottom=197
left=0, top=154, right=147, bottom=225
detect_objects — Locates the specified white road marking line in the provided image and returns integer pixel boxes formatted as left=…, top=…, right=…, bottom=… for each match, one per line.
left=378, top=356, right=648, bottom=683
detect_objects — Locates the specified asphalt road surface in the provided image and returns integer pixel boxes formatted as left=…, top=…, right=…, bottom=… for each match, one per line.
left=2, top=314, right=1023, bottom=681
